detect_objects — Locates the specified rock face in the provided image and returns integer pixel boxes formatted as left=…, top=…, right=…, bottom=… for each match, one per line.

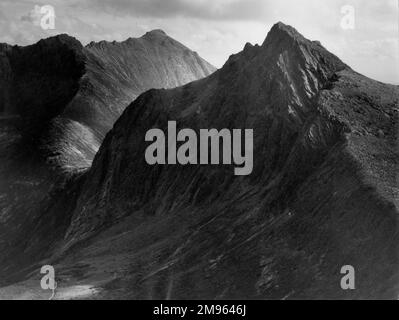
left=0, top=44, right=13, bottom=115
left=0, top=22, right=398, bottom=300
left=57, top=22, right=398, bottom=299
left=0, top=31, right=215, bottom=171
left=0, top=31, right=215, bottom=286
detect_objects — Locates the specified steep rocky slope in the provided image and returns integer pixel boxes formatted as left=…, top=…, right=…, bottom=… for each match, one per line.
left=50, top=22, right=397, bottom=300
left=1, top=23, right=398, bottom=300
left=0, top=31, right=215, bottom=286
left=0, top=30, right=215, bottom=171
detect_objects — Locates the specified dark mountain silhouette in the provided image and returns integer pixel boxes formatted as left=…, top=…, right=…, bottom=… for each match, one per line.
left=0, top=31, right=215, bottom=291
left=0, top=22, right=398, bottom=299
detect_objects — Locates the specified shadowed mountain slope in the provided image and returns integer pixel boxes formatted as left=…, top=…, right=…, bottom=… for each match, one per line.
left=50, top=22, right=398, bottom=299
left=0, top=31, right=215, bottom=171
left=0, top=22, right=398, bottom=300
left=0, top=31, right=215, bottom=286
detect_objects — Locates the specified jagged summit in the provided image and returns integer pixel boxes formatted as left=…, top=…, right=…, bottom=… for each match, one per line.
left=221, top=23, right=348, bottom=123
left=261, top=22, right=347, bottom=71
left=0, top=33, right=81, bottom=50
left=32, top=33, right=84, bottom=52
left=144, top=29, right=168, bottom=37
left=86, top=29, right=169, bottom=48
left=0, top=30, right=215, bottom=167
left=225, top=22, right=346, bottom=82
left=268, top=22, right=333, bottom=52
left=264, top=21, right=307, bottom=44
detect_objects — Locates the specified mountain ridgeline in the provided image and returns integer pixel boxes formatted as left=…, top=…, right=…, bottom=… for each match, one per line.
left=0, top=23, right=398, bottom=299
left=0, top=30, right=215, bottom=170
left=0, top=30, right=215, bottom=290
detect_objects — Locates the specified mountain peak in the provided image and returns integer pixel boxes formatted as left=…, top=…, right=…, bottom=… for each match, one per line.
left=262, top=21, right=307, bottom=46
left=35, top=33, right=83, bottom=49
left=257, top=22, right=347, bottom=78
left=143, top=29, right=168, bottom=38
left=223, top=22, right=346, bottom=83
left=273, top=22, right=301, bottom=35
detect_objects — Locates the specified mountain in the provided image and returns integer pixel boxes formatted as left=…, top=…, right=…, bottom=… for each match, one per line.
left=1, top=22, right=398, bottom=300
left=0, top=31, right=215, bottom=288
left=0, top=30, right=215, bottom=171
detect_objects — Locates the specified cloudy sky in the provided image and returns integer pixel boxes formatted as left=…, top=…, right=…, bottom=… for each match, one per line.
left=0, top=0, right=398, bottom=84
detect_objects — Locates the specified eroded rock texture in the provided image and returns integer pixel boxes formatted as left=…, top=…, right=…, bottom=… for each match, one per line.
left=0, top=23, right=398, bottom=300
left=0, top=31, right=215, bottom=287
left=61, top=23, right=398, bottom=299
